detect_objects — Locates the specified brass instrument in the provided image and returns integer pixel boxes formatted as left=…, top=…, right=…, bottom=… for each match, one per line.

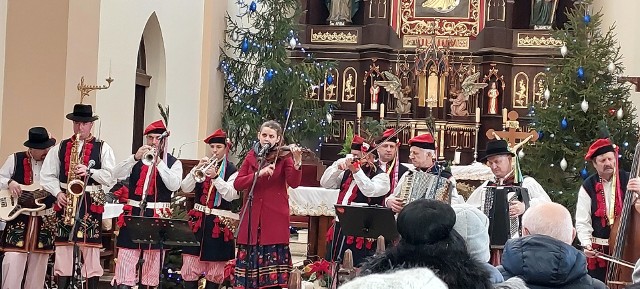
left=398, top=170, right=452, bottom=205
left=63, top=134, right=86, bottom=226
left=194, top=158, right=220, bottom=183
left=142, top=148, right=156, bottom=166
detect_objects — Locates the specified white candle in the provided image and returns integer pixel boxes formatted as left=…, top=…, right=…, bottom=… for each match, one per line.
left=475, top=107, right=480, bottom=123
left=109, top=59, right=112, bottom=78
left=454, top=150, right=461, bottom=165
left=357, top=103, right=362, bottom=118
left=380, top=103, right=385, bottom=119
left=502, top=108, right=508, bottom=123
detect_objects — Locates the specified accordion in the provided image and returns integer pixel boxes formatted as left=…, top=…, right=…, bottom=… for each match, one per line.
left=483, top=186, right=530, bottom=246
left=399, top=170, right=453, bottom=205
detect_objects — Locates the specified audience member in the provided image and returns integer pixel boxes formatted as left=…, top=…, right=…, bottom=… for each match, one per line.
left=339, top=268, right=447, bottom=289
left=493, top=277, right=529, bottom=289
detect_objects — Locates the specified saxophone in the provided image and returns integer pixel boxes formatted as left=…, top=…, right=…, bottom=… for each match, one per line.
left=63, top=133, right=86, bottom=226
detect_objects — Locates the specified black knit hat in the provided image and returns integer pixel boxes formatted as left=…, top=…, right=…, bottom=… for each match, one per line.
left=397, top=199, right=456, bottom=246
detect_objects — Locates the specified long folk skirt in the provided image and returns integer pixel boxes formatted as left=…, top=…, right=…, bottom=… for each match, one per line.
left=233, top=244, right=291, bottom=289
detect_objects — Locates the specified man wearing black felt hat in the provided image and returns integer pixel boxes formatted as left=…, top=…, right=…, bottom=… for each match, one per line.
left=0, top=126, right=57, bottom=289
left=467, top=139, right=550, bottom=239
left=40, top=103, right=116, bottom=289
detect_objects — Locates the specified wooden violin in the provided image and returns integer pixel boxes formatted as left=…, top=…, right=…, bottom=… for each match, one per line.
left=264, top=145, right=310, bottom=163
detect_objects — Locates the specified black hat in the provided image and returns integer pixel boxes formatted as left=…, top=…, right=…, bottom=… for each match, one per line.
left=479, top=139, right=515, bottom=162
left=23, top=127, right=56, bottom=149
left=66, top=104, right=98, bottom=122
left=397, top=199, right=456, bottom=246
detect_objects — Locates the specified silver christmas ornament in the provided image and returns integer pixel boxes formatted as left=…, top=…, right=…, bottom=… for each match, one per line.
left=544, top=88, right=551, bottom=101
left=561, top=44, right=568, bottom=57
left=581, top=99, right=589, bottom=112
left=518, top=150, right=525, bottom=158
left=608, top=61, right=616, bottom=73
left=560, top=157, right=568, bottom=171
left=617, top=108, right=624, bottom=119
left=289, top=38, right=297, bottom=50
left=326, top=112, right=332, bottom=123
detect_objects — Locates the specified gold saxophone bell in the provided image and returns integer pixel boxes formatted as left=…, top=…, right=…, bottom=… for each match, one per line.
left=194, top=158, right=219, bottom=183
left=142, top=148, right=156, bottom=166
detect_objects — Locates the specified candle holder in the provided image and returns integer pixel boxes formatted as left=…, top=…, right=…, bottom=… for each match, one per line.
left=77, top=76, right=114, bottom=103
left=473, top=123, right=480, bottom=163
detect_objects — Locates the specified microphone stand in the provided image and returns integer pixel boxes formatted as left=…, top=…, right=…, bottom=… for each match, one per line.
left=235, top=146, right=269, bottom=289
left=69, top=163, right=95, bottom=289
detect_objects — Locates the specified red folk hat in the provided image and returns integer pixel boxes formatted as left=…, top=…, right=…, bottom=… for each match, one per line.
left=143, top=120, right=167, bottom=135
left=376, top=128, right=399, bottom=144
left=409, top=133, right=436, bottom=150
left=351, top=135, right=370, bottom=152
left=585, top=138, right=615, bottom=160
left=204, top=129, right=227, bottom=145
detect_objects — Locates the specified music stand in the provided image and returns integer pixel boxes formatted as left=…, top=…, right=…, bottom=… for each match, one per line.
left=334, top=205, right=399, bottom=240
left=124, top=216, right=199, bottom=289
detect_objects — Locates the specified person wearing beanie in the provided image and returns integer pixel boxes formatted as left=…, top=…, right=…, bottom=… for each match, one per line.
left=385, top=133, right=464, bottom=214
left=360, top=199, right=492, bottom=289
left=339, top=268, right=448, bottom=289
left=320, top=135, right=390, bottom=266
left=40, top=104, right=117, bottom=289
left=0, top=127, right=57, bottom=289
left=576, top=138, right=640, bottom=282
left=452, top=204, right=503, bottom=284
left=500, top=202, right=607, bottom=289
left=110, top=119, right=184, bottom=288
left=374, top=128, right=410, bottom=198
left=180, top=129, right=239, bottom=289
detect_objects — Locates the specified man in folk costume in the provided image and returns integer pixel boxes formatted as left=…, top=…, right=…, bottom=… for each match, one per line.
left=320, top=135, right=390, bottom=266
left=576, top=138, right=640, bottom=282
left=40, top=104, right=116, bottom=289
left=0, top=127, right=56, bottom=289
left=180, top=129, right=239, bottom=289
left=467, top=139, right=550, bottom=239
left=109, top=120, right=183, bottom=288
left=375, top=128, right=409, bottom=198
left=385, top=133, right=465, bottom=213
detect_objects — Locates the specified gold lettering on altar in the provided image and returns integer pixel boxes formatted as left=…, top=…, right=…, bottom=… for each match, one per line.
left=403, top=36, right=470, bottom=49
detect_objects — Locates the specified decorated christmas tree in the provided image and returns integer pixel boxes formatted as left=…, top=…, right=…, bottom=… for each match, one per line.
left=523, top=0, right=639, bottom=213
left=219, top=0, right=333, bottom=158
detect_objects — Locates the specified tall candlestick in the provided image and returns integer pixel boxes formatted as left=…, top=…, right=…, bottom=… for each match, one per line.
left=379, top=103, right=385, bottom=119
left=502, top=108, right=508, bottom=123
left=109, top=59, right=112, bottom=78
left=357, top=103, right=362, bottom=118
left=475, top=107, right=480, bottom=123
left=454, top=150, right=461, bottom=165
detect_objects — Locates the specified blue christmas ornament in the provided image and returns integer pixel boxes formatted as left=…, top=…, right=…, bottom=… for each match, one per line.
left=241, top=38, right=249, bottom=53
left=561, top=117, right=568, bottom=129
left=265, top=70, right=274, bottom=81
left=327, top=74, right=334, bottom=85
left=580, top=167, right=589, bottom=180
left=249, top=1, right=257, bottom=12
left=583, top=14, right=591, bottom=24
left=577, top=66, right=584, bottom=79
left=538, top=130, right=544, bottom=140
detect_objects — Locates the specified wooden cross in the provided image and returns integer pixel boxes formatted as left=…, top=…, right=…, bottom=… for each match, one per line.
left=486, top=111, right=538, bottom=148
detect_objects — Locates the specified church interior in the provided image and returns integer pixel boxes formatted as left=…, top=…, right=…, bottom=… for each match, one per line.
left=0, top=0, right=640, bottom=288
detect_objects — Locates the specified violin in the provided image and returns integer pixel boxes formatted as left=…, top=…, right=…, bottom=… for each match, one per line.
left=264, top=145, right=310, bottom=163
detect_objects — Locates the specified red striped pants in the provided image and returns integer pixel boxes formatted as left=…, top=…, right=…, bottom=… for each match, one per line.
left=111, top=248, right=163, bottom=287
left=180, top=254, right=226, bottom=283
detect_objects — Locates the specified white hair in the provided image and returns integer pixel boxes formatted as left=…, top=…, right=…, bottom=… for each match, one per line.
left=522, top=202, right=574, bottom=244
left=339, top=268, right=447, bottom=289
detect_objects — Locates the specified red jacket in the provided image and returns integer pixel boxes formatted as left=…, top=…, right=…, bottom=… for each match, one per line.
left=234, top=150, right=302, bottom=245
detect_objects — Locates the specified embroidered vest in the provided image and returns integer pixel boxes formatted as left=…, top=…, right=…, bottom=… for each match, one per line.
left=193, top=161, right=237, bottom=210
left=57, top=138, right=103, bottom=186
left=126, top=154, right=178, bottom=203
left=583, top=171, right=629, bottom=239
left=339, top=165, right=386, bottom=206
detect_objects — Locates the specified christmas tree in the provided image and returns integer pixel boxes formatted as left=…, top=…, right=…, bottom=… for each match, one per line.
left=219, top=0, right=333, bottom=158
left=523, top=0, right=639, bottom=214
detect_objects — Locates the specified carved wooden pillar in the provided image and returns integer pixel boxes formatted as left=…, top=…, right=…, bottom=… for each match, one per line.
left=486, top=0, right=511, bottom=27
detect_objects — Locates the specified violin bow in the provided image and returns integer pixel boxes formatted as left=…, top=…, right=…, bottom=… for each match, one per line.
left=272, top=100, right=295, bottom=168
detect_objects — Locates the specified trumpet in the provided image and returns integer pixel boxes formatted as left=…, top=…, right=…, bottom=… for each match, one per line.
left=142, top=148, right=157, bottom=166
left=194, top=158, right=220, bottom=183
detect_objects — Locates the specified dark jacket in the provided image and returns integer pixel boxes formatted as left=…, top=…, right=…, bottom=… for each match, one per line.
left=359, top=243, right=492, bottom=289
left=499, top=234, right=607, bottom=289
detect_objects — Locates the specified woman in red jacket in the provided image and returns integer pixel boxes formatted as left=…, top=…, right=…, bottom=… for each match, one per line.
left=233, top=120, right=303, bottom=289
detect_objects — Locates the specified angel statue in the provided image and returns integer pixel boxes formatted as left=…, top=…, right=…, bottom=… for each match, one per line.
left=374, top=71, right=413, bottom=114
left=450, top=71, right=487, bottom=117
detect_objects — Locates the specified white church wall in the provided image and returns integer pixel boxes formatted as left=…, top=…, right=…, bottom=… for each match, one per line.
left=96, top=1, right=206, bottom=161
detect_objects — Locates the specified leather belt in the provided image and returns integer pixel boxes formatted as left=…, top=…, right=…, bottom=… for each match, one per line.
left=23, top=208, right=55, bottom=217
left=60, top=183, right=102, bottom=192
left=127, top=200, right=171, bottom=209
left=591, top=237, right=609, bottom=246
left=193, top=203, right=239, bottom=220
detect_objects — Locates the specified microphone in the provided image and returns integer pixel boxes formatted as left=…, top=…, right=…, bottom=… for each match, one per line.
left=434, top=160, right=449, bottom=167
left=257, top=143, right=272, bottom=157
left=87, top=160, right=96, bottom=169
left=158, top=131, right=170, bottom=140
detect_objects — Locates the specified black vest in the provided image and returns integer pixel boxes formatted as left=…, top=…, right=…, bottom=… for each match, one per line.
left=339, top=165, right=386, bottom=206
left=126, top=154, right=178, bottom=203
left=12, top=152, right=29, bottom=184
left=582, top=171, right=629, bottom=239
left=57, top=138, right=103, bottom=186
left=193, top=161, right=237, bottom=210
